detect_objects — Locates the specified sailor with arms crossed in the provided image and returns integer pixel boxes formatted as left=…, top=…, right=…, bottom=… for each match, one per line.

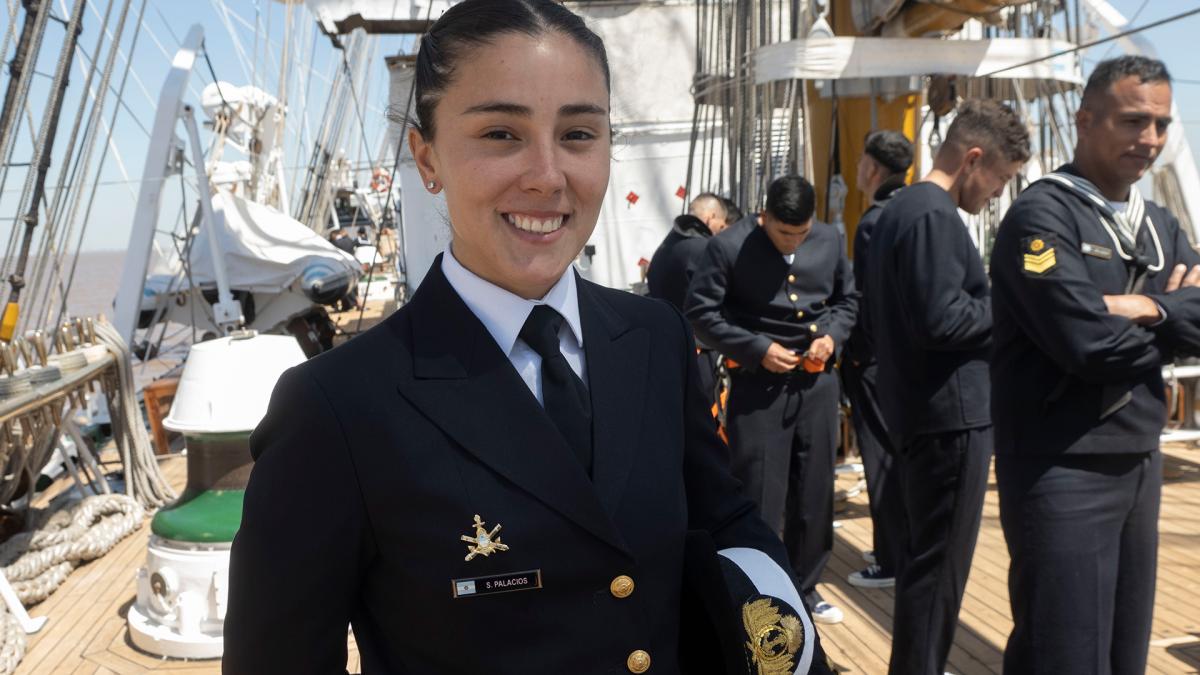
left=990, top=55, right=1200, bottom=675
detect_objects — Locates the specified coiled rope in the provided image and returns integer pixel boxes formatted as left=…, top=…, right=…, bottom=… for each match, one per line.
left=0, top=318, right=174, bottom=672
left=0, top=494, right=144, bottom=674
left=0, top=612, right=22, bottom=675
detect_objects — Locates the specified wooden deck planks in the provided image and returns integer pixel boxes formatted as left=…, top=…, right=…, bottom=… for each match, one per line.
left=11, top=444, right=1200, bottom=674
left=816, top=446, right=1200, bottom=674
left=330, top=300, right=393, bottom=347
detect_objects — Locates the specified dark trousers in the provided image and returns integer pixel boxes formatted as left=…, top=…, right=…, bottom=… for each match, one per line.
left=841, top=359, right=906, bottom=575
left=726, top=369, right=838, bottom=601
left=889, top=427, right=992, bottom=675
left=997, top=451, right=1161, bottom=675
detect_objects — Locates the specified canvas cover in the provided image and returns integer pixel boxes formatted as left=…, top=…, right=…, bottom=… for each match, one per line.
left=179, top=189, right=360, bottom=293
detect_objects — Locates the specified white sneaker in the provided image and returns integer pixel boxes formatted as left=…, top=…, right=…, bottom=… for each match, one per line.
left=835, top=479, right=866, bottom=502
left=811, top=601, right=844, bottom=625
left=862, top=550, right=876, bottom=564
left=835, top=462, right=863, bottom=476
left=847, top=564, right=895, bottom=588
left=835, top=486, right=862, bottom=503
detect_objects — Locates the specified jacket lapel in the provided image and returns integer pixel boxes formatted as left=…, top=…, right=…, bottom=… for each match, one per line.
left=577, top=278, right=648, bottom=519
left=397, top=260, right=630, bottom=556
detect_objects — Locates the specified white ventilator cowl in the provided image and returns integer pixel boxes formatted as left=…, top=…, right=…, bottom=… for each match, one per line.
left=164, top=333, right=306, bottom=434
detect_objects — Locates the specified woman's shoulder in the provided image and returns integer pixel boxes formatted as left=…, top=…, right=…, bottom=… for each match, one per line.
left=294, top=310, right=412, bottom=393
left=578, top=279, right=693, bottom=359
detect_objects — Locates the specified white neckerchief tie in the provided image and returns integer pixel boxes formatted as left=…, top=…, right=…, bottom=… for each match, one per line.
left=1039, top=172, right=1163, bottom=272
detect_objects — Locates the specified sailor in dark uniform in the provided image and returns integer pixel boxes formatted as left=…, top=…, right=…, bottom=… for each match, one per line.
left=990, top=56, right=1200, bottom=675
left=842, top=130, right=914, bottom=589
left=647, top=193, right=729, bottom=402
left=864, top=99, right=1030, bottom=675
left=224, top=2, right=832, bottom=673
left=685, top=175, right=858, bottom=625
left=647, top=193, right=728, bottom=312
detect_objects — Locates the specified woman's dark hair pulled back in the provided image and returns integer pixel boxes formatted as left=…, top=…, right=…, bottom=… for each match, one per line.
left=410, top=0, right=611, bottom=140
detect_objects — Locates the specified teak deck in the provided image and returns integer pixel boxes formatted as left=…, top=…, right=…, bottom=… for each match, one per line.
left=14, top=440, right=1200, bottom=673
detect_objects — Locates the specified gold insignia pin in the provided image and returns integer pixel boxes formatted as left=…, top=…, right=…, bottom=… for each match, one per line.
left=461, top=515, right=509, bottom=561
left=1030, top=238, right=1045, bottom=252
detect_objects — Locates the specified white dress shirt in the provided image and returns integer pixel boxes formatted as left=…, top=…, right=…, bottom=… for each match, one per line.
left=441, top=247, right=587, bottom=405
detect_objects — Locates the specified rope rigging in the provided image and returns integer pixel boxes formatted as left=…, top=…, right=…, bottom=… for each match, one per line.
left=21, top=0, right=128, bottom=339
left=3, top=0, right=88, bottom=343
left=350, top=1, right=437, bottom=330
left=0, top=0, right=54, bottom=296
left=983, top=5, right=1200, bottom=77
left=0, top=0, right=144, bottom=343
left=53, top=0, right=149, bottom=332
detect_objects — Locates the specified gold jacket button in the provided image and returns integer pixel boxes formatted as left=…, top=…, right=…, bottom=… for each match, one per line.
left=789, top=293, right=799, bottom=301
left=810, top=323, right=818, bottom=333
left=796, top=310, right=805, bottom=319
left=627, top=650, right=651, bottom=673
left=788, top=274, right=796, bottom=283
left=610, top=575, right=635, bottom=599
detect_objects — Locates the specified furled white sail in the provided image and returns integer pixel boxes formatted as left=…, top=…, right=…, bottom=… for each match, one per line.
left=755, top=37, right=1081, bottom=85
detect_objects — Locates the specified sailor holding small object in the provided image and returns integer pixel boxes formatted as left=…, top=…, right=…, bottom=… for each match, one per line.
left=224, top=2, right=831, bottom=673
left=991, top=56, right=1200, bottom=675
left=685, top=174, right=859, bottom=625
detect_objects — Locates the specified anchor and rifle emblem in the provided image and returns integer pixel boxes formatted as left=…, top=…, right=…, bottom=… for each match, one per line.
left=461, top=514, right=509, bottom=561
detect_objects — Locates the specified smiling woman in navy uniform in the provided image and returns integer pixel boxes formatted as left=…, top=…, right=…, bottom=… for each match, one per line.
left=222, top=2, right=829, bottom=674
left=990, top=56, right=1200, bottom=675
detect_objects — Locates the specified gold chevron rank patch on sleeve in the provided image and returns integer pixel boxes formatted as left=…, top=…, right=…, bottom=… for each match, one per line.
left=1022, top=234, right=1057, bottom=275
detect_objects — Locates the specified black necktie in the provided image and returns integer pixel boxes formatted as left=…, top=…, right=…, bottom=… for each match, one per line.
left=519, top=305, right=593, bottom=475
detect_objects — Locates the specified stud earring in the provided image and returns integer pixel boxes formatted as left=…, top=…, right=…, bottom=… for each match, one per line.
left=427, top=180, right=437, bottom=190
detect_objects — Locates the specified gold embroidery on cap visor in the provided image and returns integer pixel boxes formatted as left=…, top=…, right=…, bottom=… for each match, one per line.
left=743, top=598, right=804, bottom=675
left=1023, top=247, right=1057, bottom=274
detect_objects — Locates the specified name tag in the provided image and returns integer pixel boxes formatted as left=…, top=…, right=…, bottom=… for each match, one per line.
left=1081, top=242, right=1113, bottom=260
left=452, top=569, right=542, bottom=599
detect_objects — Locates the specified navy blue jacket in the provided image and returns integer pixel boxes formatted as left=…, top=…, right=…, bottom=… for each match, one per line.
left=990, top=164, right=1200, bottom=456
left=846, top=176, right=906, bottom=365
left=225, top=258, right=828, bottom=674
left=684, top=217, right=858, bottom=372
left=647, top=214, right=713, bottom=313
left=865, top=182, right=992, bottom=445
